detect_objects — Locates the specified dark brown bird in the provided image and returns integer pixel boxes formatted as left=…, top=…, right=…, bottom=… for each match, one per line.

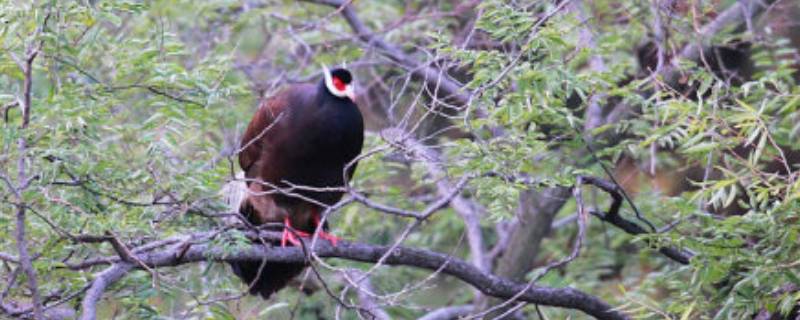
left=227, top=66, right=363, bottom=299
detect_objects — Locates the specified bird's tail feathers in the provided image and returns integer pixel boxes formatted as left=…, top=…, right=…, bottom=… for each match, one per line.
left=229, top=260, right=306, bottom=299
left=222, top=171, right=305, bottom=298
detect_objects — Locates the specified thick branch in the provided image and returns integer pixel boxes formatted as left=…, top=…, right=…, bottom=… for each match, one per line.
left=79, top=264, right=133, bottom=320
left=418, top=305, right=474, bottom=320
left=79, top=233, right=629, bottom=320
left=493, top=187, right=572, bottom=281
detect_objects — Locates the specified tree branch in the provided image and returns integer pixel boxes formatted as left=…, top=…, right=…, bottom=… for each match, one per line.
left=77, top=232, right=629, bottom=320
left=676, top=0, right=775, bottom=65
left=79, top=264, right=133, bottom=320
left=382, top=128, right=489, bottom=273
left=0, top=252, right=18, bottom=264
left=418, top=305, right=474, bottom=320
left=9, top=10, right=50, bottom=319
left=578, top=176, right=693, bottom=265
left=302, top=0, right=469, bottom=107
left=343, top=270, right=391, bottom=320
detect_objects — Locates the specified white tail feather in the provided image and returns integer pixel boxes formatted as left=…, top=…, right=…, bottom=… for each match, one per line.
left=220, top=171, right=248, bottom=224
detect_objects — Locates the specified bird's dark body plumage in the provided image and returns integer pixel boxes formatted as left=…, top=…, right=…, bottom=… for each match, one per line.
left=231, top=74, right=363, bottom=299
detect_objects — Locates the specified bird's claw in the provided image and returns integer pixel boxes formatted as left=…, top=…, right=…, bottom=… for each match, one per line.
left=280, top=228, right=338, bottom=246
left=280, top=228, right=308, bottom=247
left=316, top=231, right=339, bottom=246
left=281, top=217, right=309, bottom=247
left=312, top=213, right=339, bottom=246
left=281, top=214, right=340, bottom=247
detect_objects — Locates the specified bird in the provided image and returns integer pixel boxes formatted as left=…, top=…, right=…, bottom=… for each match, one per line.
left=225, top=65, right=364, bottom=299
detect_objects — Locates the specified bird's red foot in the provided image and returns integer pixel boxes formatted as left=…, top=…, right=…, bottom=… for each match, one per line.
left=316, top=231, right=339, bottom=246
left=312, top=213, right=339, bottom=246
left=281, top=217, right=309, bottom=247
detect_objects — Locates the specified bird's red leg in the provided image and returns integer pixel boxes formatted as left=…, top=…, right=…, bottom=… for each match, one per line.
left=312, top=210, right=339, bottom=246
left=281, top=216, right=309, bottom=247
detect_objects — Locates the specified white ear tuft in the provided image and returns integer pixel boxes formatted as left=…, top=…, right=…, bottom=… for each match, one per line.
left=323, top=64, right=348, bottom=98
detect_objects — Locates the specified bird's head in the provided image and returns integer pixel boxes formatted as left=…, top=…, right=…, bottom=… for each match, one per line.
left=322, top=65, right=356, bottom=101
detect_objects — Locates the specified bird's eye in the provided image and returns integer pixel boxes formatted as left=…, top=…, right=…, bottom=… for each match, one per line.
left=332, top=76, right=347, bottom=92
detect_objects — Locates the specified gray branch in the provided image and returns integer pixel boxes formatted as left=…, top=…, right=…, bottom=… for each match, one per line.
left=383, top=128, right=489, bottom=273
left=77, top=232, right=629, bottom=320
left=303, top=0, right=469, bottom=107
left=418, top=305, right=475, bottom=320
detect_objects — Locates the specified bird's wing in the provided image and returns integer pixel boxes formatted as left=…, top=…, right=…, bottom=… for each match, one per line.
left=237, top=90, right=294, bottom=225
left=238, top=92, right=291, bottom=176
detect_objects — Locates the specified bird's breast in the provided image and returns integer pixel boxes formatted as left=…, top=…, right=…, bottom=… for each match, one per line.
left=304, top=103, right=362, bottom=154
left=275, top=101, right=363, bottom=189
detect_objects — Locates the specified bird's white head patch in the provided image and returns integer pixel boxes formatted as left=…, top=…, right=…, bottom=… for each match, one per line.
left=323, top=65, right=355, bottom=101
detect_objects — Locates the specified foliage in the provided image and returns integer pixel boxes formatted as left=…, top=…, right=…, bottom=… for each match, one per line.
left=1, top=0, right=799, bottom=319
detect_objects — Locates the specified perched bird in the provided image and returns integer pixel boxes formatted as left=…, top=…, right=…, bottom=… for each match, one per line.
left=226, top=66, right=363, bottom=299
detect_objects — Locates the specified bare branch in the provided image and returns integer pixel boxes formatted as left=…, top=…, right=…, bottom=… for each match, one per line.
left=302, top=0, right=470, bottom=107
left=77, top=231, right=629, bottom=320
left=79, top=264, right=133, bottom=320
left=579, top=176, right=693, bottom=265
left=676, top=0, right=774, bottom=65
left=1, top=101, right=18, bottom=123
left=9, top=10, right=51, bottom=319
left=105, top=232, right=159, bottom=285
left=419, top=305, right=475, bottom=320
left=382, top=128, right=489, bottom=272
left=0, top=252, right=18, bottom=264
left=343, top=270, right=391, bottom=320
left=480, top=184, right=589, bottom=319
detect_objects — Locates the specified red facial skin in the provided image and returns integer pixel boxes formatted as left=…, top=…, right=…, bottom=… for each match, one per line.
left=332, top=76, right=346, bottom=91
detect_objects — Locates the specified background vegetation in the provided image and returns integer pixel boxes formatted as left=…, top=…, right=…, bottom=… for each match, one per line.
left=1, top=0, right=799, bottom=319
